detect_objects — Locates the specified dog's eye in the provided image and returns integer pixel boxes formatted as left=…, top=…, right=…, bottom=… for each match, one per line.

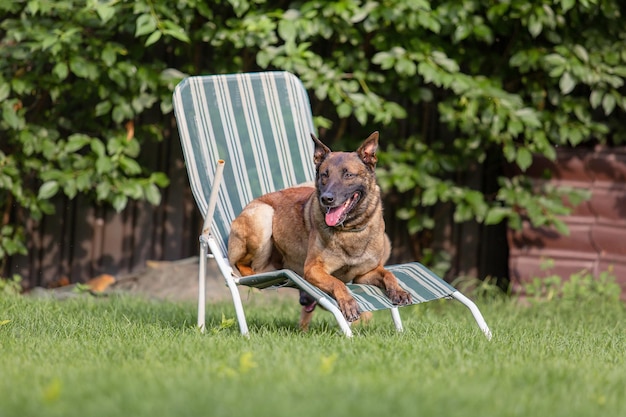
left=344, top=172, right=355, bottom=179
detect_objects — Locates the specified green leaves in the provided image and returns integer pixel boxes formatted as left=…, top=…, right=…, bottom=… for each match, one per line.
left=94, top=2, right=116, bottom=23
left=135, top=14, right=158, bottom=38
left=2, top=0, right=625, bottom=273
left=515, top=148, right=533, bottom=172
left=38, top=181, right=60, bottom=200
left=0, top=0, right=177, bottom=267
left=135, top=11, right=190, bottom=47
left=69, top=56, right=99, bottom=80
left=365, top=0, right=624, bottom=246
left=1, top=99, right=24, bottom=130
left=0, top=226, right=27, bottom=259
left=559, top=72, right=576, bottom=95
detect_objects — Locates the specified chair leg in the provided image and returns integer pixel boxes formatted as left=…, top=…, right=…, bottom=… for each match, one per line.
left=318, top=297, right=353, bottom=337
left=390, top=307, right=403, bottom=332
left=199, top=238, right=249, bottom=337
left=204, top=237, right=251, bottom=338
left=198, top=241, right=207, bottom=332
left=224, top=275, right=250, bottom=338
left=450, top=291, right=492, bottom=340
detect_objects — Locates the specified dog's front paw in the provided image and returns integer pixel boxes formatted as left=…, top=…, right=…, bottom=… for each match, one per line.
left=387, top=288, right=412, bottom=306
left=338, top=297, right=361, bottom=322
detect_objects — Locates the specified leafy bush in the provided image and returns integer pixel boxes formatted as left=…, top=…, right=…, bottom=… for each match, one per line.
left=191, top=0, right=622, bottom=259
left=0, top=0, right=179, bottom=273
left=524, top=259, right=622, bottom=304
left=0, top=274, right=22, bottom=296
left=242, top=1, right=624, bottom=235
left=2, top=0, right=625, bottom=277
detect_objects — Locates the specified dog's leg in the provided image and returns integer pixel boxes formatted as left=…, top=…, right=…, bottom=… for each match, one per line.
left=354, top=265, right=412, bottom=306
left=298, top=291, right=317, bottom=331
left=299, top=307, right=314, bottom=331
left=351, top=311, right=373, bottom=327
left=228, top=202, right=275, bottom=276
left=304, top=262, right=360, bottom=322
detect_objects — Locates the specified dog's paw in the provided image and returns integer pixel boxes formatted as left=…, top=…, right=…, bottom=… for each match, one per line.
left=338, top=298, right=361, bottom=322
left=352, top=311, right=373, bottom=327
left=299, top=307, right=314, bottom=332
left=387, top=288, right=412, bottom=306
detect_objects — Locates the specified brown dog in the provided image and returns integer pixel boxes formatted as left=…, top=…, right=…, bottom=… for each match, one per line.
left=227, top=132, right=412, bottom=329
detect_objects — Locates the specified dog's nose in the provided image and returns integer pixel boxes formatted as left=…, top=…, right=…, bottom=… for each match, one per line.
left=320, top=193, right=335, bottom=206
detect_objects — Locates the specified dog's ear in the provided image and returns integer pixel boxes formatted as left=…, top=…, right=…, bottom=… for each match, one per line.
left=357, top=131, right=379, bottom=170
left=311, top=134, right=331, bottom=168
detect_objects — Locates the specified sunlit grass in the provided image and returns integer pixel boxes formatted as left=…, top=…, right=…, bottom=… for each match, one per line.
left=1, top=293, right=625, bottom=417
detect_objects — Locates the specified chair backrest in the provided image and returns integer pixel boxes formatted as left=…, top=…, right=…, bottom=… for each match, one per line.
left=173, top=72, right=316, bottom=256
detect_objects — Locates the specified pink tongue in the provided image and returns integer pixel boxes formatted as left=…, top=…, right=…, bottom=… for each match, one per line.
left=325, top=205, right=346, bottom=226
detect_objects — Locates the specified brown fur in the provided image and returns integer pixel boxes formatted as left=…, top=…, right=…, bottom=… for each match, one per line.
left=228, top=132, right=411, bottom=330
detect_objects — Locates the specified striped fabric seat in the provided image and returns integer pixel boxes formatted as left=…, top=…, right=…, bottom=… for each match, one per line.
left=173, top=71, right=491, bottom=339
left=237, top=263, right=457, bottom=312
left=174, top=72, right=315, bottom=258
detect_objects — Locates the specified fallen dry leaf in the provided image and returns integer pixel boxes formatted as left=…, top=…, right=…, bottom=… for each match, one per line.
left=86, top=274, right=116, bottom=292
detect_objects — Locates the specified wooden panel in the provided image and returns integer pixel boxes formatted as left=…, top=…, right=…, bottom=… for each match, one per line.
left=129, top=199, right=159, bottom=269
left=160, top=136, right=191, bottom=261
left=588, top=186, right=626, bottom=225
left=509, top=253, right=597, bottom=295
left=508, top=147, right=626, bottom=299
left=7, top=129, right=201, bottom=288
left=70, top=196, right=97, bottom=282
left=10, top=216, right=38, bottom=287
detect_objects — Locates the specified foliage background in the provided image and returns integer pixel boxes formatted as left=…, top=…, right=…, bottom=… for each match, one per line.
left=1, top=0, right=625, bottom=282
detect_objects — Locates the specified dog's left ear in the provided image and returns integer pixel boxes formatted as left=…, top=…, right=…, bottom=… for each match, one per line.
left=357, top=131, right=379, bottom=171
left=311, top=134, right=331, bottom=168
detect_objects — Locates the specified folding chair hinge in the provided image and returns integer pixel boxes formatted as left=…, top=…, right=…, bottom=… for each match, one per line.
left=199, top=235, right=215, bottom=259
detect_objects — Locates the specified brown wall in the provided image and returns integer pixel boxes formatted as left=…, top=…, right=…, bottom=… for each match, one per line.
left=508, top=147, right=626, bottom=298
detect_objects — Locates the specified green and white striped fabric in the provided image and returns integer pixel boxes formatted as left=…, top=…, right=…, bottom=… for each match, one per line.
left=174, top=72, right=315, bottom=257
left=238, top=263, right=456, bottom=312
left=174, top=71, right=456, bottom=313
left=348, top=263, right=456, bottom=312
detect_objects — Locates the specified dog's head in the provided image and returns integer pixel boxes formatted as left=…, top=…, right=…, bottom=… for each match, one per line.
left=310, top=132, right=380, bottom=228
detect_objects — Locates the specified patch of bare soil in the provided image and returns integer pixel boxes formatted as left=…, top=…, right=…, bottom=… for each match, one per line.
left=112, top=257, right=297, bottom=304
left=29, top=257, right=298, bottom=305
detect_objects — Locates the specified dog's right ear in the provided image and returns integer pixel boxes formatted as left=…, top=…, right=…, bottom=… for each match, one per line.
left=311, top=134, right=331, bottom=168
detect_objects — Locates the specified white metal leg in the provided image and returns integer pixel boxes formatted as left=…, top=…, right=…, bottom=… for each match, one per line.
left=207, top=238, right=250, bottom=338
left=224, top=275, right=250, bottom=337
left=197, top=160, right=223, bottom=332
left=390, top=307, right=403, bottom=332
left=318, top=297, right=353, bottom=337
left=451, top=291, right=492, bottom=340
left=198, top=241, right=207, bottom=332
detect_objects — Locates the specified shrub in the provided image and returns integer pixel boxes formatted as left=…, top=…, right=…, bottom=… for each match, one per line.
left=0, top=0, right=178, bottom=273
left=2, top=0, right=625, bottom=278
left=524, top=260, right=622, bottom=304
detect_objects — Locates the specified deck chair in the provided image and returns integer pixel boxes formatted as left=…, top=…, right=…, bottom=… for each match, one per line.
left=173, top=71, right=492, bottom=339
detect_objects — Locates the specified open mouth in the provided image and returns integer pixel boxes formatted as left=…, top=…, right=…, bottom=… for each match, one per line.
left=324, top=192, right=360, bottom=227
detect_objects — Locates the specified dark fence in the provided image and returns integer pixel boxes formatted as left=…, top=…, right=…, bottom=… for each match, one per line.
left=8, top=125, right=202, bottom=289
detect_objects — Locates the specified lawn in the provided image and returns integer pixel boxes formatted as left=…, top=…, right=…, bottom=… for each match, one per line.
left=1, top=290, right=625, bottom=417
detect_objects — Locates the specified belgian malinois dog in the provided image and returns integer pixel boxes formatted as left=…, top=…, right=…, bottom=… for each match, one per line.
left=227, top=132, right=412, bottom=329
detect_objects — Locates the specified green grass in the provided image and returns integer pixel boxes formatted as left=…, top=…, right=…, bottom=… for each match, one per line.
left=1, top=292, right=625, bottom=417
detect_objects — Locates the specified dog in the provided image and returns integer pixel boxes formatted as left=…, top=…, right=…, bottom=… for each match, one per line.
left=227, top=131, right=412, bottom=330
